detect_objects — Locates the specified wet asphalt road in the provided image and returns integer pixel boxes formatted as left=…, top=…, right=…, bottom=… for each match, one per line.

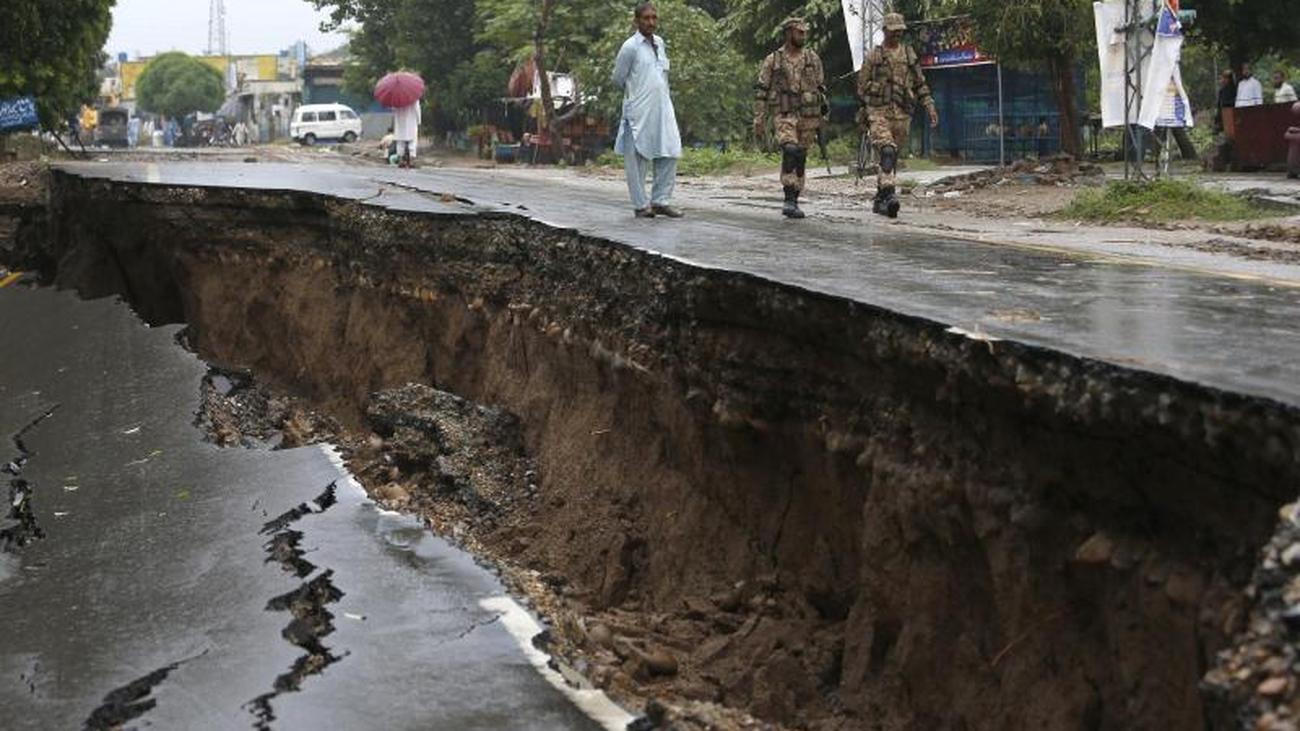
left=0, top=286, right=618, bottom=729
left=55, top=161, right=1300, bottom=408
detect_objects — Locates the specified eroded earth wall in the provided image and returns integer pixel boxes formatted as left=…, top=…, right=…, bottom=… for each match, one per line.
left=22, top=172, right=1300, bottom=730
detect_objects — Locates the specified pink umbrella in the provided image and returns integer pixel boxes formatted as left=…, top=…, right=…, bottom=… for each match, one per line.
left=374, top=72, right=425, bottom=109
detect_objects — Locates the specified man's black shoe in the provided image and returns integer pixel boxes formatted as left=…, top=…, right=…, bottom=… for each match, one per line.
left=634, top=207, right=657, bottom=218
left=651, top=204, right=684, bottom=218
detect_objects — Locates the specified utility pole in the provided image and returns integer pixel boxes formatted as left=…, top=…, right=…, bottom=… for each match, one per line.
left=208, top=0, right=229, bottom=57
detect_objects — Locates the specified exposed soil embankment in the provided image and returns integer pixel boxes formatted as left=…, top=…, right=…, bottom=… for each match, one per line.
left=18, top=171, right=1300, bottom=730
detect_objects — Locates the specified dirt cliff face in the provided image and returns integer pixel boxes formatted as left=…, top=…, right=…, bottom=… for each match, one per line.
left=21, top=171, right=1300, bottom=729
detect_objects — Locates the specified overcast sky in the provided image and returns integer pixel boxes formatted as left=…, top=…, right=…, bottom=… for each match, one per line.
left=104, top=0, right=351, bottom=59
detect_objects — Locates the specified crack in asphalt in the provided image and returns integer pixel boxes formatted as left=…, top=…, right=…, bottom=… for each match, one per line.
left=1, top=405, right=59, bottom=551
left=81, top=651, right=206, bottom=730
left=245, top=482, right=345, bottom=730
left=448, top=612, right=504, bottom=644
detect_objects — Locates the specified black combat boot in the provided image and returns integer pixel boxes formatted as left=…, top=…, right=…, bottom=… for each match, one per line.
left=872, top=188, right=888, bottom=215
left=873, top=186, right=900, bottom=218
left=783, top=186, right=805, bottom=218
left=883, top=186, right=900, bottom=218
left=873, top=144, right=901, bottom=218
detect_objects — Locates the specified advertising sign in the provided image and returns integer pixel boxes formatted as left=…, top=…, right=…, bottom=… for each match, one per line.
left=914, top=17, right=993, bottom=68
left=0, top=96, right=39, bottom=133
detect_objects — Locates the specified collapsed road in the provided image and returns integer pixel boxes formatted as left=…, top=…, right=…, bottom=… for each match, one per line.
left=3, top=160, right=1300, bottom=729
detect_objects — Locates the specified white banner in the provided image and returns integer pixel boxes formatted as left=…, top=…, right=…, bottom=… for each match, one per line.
left=1138, top=4, right=1193, bottom=129
left=1094, top=0, right=1132, bottom=128
left=843, top=0, right=887, bottom=72
left=1095, top=0, right=1190, bottom=129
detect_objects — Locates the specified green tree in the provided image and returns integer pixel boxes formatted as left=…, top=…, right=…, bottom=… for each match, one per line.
left=0, top=0, right=115, bottom=133
left=575, top=0, right=751, bottom=142
left=475, top=0, right=620, bottom=67
left=310, top=0, right=489, bottom=132
left=957, top=0, right=1093, bottom=156
left=136, top=53, right=226, bottom=119
left=1186, top=0, right=1300, bottom=70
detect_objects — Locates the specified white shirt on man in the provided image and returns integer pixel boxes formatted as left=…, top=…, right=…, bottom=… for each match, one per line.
left=611, top=32, right=682, bottom=160
left=1236, top=76, right=1264, bottom=107
left=1276, top=82, right=1298, bottom=104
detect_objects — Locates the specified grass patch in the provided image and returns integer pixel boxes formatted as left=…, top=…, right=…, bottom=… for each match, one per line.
left=594, top=146, right=781, bottom=176
left=1059, top=179, right=1268, bottom=223
left=594, top=140, right=939, bottom=176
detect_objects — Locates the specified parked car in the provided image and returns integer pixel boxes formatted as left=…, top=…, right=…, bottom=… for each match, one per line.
left=290, top=104, right=363, bottom=146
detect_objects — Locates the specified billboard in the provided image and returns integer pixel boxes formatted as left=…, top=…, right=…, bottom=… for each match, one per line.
left=0, top=97, right=40, bottom=132
left=914, top=17, right=993, bottom=68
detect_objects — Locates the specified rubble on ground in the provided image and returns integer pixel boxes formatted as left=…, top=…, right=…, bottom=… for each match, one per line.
left=194, top=365, right=340, bottom=449
left=925, top=154, right=1105, bottom=195
left=1203, top=500, right=1300, bottom=731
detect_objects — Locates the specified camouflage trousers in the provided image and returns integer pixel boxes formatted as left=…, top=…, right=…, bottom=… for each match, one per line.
left=868, top=109, right=911, bottom=191
left=775, top=114, right=820, bottom=192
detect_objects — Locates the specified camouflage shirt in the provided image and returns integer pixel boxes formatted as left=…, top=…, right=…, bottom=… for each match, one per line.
left=755, top=48, right=826, bottom=120
left=858, top=44, right=934, bottom=116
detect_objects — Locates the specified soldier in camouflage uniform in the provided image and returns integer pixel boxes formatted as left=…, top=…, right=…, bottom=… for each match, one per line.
left=857, top=12, right=938, bottom=218
left=753, top=17, right=826, bottom=219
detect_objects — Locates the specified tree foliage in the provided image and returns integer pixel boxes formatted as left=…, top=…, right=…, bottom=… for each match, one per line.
left=475, top=0, right=621, bottom=67
left=954, top=0, right=1093, bottom=155
left=1186, top=0, right=1300, bottom=68
left=136, top=53, right=226, bottom=119
left=311, top=0, right=509, bottom=132
left=0, top=0, right=115, bottom=128
left=575, top=0, right=751, bottom=142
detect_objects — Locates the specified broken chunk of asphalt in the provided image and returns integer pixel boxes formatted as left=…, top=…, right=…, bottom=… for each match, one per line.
left=1, top=405, right=59, bottom=551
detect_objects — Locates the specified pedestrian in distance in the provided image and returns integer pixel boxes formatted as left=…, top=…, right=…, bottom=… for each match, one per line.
left=857, top=12, right=938, bottom=219
left=1274, top=70, right=1297, bottom=105
left=1235, top=63, right=1264, bottom=108
left=753, top=17, right=827, bottom=219
left=1215, top=69, right=1237, bottom=133
left=612, top=1, right=684, bottom=219
left=393, top=101, right=421, bottom=169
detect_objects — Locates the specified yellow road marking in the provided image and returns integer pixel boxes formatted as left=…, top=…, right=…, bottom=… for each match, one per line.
left=0, top=272, right=23, bottom=288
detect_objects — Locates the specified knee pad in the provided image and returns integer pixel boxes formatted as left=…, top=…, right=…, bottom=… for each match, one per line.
left=794, top=146, right=808, bottom=176
left=880, top=145, right=898, bottom=174
left=781, top=145, right=801, bottom=175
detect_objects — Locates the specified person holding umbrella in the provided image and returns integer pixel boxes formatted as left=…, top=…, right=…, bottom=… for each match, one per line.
left=375, top=71, right=425, bottom=168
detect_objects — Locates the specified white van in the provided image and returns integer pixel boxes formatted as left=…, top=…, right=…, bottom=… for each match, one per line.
left=290, top=103, right=363, bottom=145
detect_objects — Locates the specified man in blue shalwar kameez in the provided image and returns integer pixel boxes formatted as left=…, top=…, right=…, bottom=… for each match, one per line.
left=611, top=2, right=684, bottom=219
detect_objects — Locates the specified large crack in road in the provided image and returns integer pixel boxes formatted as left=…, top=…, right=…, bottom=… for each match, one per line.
left=1, top=406, right=59, bottom=551
left=247, top=482, right=344, bottom=729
